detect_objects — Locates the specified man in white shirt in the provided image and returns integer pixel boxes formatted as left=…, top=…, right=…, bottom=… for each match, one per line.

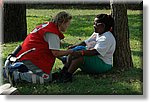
left=57, top=14, right=116, bottom=83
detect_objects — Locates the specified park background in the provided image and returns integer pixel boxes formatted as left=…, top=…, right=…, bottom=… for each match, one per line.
left=1, top=0, right=144, bottom=95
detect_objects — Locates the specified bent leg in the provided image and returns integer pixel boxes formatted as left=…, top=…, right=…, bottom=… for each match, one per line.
left=53, top=56, right=84, bottom=83
left=13, top=71, right=52, bottom=84
left=67, top=57, right=84, bottom=74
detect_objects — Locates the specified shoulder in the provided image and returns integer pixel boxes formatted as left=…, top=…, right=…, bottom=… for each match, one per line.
left=98, top=31, right=114, bottom=42
left=45, top=32, right=58, bottom=36
left=45, top=32, right=59, bottom=38
left=44, top=32, right=60, bottom=42
left=103, top=31, right=115, bottom=39
left=103, top=31, right=112, bottom=36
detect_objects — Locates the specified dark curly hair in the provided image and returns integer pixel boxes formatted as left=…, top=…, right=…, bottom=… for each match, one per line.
left=96, top=14, right=114, bottom=33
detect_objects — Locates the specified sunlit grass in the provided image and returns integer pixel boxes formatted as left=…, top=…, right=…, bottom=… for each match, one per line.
left=1, top=9, right=143, bottom=95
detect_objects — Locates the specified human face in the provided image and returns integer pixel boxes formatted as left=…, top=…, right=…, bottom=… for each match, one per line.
left=59, top=20, right=71, bottom=32
left=93, top=18, right=105, bottom=34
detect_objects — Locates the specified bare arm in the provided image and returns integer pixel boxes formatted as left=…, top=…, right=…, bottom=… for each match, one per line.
left=82, top=49, right=99, bottom=56
left=51, top=49, right=73, bottom=58
left=70, top=49, right=100, bottom=59
left=68, top=41, right=86, bottom=49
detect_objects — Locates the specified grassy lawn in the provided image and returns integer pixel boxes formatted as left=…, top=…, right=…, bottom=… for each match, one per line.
left=1, top=9, right=143, bottom=95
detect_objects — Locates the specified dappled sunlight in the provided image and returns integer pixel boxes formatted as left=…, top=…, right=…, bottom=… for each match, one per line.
left=2, top=9, right=142, bottom=95
left=115, top=80, right=142, bottom=94
left=128, top=12, right=142, bottom=41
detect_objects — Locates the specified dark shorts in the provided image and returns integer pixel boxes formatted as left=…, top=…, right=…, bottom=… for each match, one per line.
left=80, top=56, right=112, bottom=74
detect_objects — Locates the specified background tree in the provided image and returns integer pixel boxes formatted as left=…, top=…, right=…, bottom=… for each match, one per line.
left=110, top=1, right=134, bottom=69
left=4, top=3, right=27, bottom=43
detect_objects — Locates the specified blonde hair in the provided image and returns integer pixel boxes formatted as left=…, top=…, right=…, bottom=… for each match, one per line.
left=52, top=11, right=72, bottom=26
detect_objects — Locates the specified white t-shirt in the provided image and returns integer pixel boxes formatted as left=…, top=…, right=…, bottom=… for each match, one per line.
left=44, top=32, right=60, bottom=50
left=84, top=31, right=116, bottom=65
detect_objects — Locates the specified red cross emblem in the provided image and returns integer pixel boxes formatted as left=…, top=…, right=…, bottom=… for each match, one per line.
left=42, top=74, right=49, bottom=79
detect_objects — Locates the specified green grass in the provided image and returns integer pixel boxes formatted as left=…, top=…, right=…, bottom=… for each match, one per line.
left=1, top=9, right=143, bottom=95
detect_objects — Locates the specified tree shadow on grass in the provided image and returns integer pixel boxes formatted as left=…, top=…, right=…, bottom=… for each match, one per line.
left=75, top=67, right=142, bottom=79
left=128, top=14, right=143, bottom=41
left=41, top=14, right=95, bottom=37
left=27, top=13, right=143, bottom=40
left=132, top=50, right=143, bottom=57
left=27, top=14, right=95, bottom=38
left=13, top=66, right=143, bottom=95
left=71, top=67, right=143, bottom=95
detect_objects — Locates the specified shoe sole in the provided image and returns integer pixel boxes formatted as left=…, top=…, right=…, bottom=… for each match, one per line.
left=0, top=83, right=11, bottom=93
left=0, top=83, right=17, bottom=95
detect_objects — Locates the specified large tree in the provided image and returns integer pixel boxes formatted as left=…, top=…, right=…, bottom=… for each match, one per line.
left=4, top=3, right=27, bottom=43
left=110, top=2, right=133, bottom=69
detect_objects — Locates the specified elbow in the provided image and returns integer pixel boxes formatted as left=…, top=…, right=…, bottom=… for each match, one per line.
left=53, top=52, right=60, bottom=58
left=53, top=54, right=58, bottom=57
left=51, top=50, right=60, bottom=58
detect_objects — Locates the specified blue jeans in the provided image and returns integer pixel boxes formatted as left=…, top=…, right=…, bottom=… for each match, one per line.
left=13, top=60, right=52, bottom=84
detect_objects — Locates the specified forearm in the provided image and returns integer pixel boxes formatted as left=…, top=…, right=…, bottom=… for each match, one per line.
left=71, top=49, right=99, bottom=59
left=68, top=41, right=86, bottom=49
left=82, top=49, right=99, bottom=56
left=51, top=49, right=73, bottom=58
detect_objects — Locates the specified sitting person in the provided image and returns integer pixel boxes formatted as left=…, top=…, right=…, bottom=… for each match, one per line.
left=55, top=14, right=116, bottom=83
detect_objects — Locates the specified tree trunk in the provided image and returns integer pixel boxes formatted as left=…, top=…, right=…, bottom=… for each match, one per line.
left=110, top=2, right=133, bottom=69
left=4, top=3, right=27, bottom=43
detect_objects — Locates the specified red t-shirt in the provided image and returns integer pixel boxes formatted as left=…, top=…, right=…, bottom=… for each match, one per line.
left=17, top=22, right=64, bottom=74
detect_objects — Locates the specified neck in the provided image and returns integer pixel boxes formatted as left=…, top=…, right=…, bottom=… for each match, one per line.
left=98, top=31, right=105, bottom=35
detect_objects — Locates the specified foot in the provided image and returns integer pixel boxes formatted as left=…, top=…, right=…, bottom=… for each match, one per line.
left=61, top=72, right=73, bottom=83
left=52, top=70, right=72, bottom=83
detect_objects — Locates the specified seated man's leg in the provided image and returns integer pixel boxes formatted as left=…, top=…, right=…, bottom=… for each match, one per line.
left=61, top=55, right=72, bottom=72
left=54, top=55, right=84, bottom=83
left=67, top=56, right=84, bottom=73
left=63, top=56, right=84, bottom=82
left=80, top=56, right=112, bottom=74
left=65, top=55, right=112, bottom=74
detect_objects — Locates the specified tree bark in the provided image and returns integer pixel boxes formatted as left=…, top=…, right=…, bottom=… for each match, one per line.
left=110, top=2, right=133, bottom=69
left=4, top=3, right=27, bottom=43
